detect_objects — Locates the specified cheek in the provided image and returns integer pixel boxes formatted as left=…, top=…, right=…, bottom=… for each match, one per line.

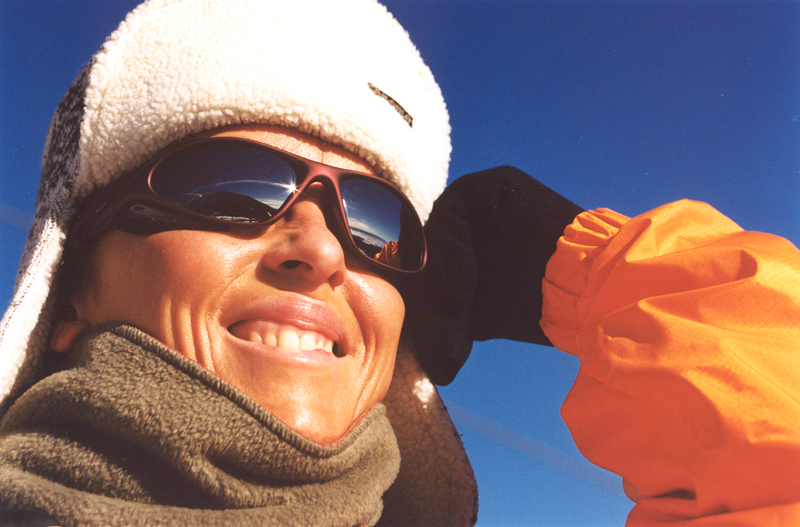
left=77, top=231, right=251, bottom=328
left=347, top=274, right=405, bottom=338
left=345, top=273, right=404, bottom=397
left=77, top=235, right=165, bottom=322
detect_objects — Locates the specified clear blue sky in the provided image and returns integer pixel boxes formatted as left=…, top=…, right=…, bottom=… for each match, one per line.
left=1, top=1, right=798, bottom=526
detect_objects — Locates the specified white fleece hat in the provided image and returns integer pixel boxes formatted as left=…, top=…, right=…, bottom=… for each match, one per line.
left=0, top=0, right=450, bottom=407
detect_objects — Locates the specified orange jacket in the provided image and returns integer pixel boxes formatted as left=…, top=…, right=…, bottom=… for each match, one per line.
left=540, top=200, right=800, bottom=526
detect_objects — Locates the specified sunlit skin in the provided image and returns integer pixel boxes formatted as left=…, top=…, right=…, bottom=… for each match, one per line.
left=53, top=125, right=405, bottom=444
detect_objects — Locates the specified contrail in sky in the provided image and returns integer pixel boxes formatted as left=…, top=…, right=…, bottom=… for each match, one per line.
left=0, top=204, right=32, bottom=233
left=444, top=400, right=626, bottom=498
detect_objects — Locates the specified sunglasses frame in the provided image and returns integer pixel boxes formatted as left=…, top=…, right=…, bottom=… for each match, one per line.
left=73, top=136, right=427, bottom=274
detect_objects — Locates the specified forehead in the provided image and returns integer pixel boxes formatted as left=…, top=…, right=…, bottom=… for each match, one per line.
left=205, top=125, right=376, bottom=175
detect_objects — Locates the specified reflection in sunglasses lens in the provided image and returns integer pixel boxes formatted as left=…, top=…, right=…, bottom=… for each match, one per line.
left=148, top=140, right=419, bottom=270
left=152, top=142, right=298, bottom=222
left=340, top=178, right=403, bottom=260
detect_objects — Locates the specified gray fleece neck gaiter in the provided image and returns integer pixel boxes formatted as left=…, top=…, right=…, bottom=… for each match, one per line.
left=0, top=325, right=400, bottom=527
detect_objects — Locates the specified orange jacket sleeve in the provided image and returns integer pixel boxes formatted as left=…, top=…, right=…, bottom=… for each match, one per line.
left=540, top=199, right=800, bottom=526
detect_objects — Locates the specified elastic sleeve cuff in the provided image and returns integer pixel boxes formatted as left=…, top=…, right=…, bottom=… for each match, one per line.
left=539, top=208, right=629, bottom=355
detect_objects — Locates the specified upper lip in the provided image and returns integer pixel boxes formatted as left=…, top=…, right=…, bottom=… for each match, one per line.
left=224, top=295, right=347, bottom=353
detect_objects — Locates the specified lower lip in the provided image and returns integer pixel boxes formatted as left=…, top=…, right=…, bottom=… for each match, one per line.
left=224, top=331, right=339, bottom=365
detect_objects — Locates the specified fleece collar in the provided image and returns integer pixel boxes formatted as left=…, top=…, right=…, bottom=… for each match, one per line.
left=0, top=325, right=400, bottom=527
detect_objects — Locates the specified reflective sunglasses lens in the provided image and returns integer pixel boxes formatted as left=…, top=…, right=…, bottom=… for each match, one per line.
left=340, top=178, right=422, bottom=270
left=149, top=140, right=422, bottom=270
left=150, top=141, right=298, bottom=223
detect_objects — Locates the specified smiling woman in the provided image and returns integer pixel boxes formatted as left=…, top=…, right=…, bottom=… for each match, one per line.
left=58, top=126, right=406, bottom=445
left=0, top=0, right=477, bottom=525
left=3, top=1, right=800, bottom=526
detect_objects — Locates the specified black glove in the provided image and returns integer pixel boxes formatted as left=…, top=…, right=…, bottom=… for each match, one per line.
left=399, top=166, right=584, bottom=385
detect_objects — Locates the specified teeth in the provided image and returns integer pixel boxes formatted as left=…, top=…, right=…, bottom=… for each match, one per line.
left=248, top=331, right=263, bottom=345
left=244, top=322, right=336, bottom=354
left=278, top=328, right=300, bottom=350
left=300, top=333, right=317, bottom=351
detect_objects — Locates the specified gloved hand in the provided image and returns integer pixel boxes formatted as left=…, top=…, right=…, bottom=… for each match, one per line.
left=399, top=166, right=584, bottom=385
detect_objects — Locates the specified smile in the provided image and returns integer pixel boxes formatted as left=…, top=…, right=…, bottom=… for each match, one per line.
left=228, top=320, right=342, bottom=357
left=247, top=322, right=334, bottom=353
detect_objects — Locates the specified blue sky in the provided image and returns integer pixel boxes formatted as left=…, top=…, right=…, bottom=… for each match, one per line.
left=1, top=1, right=799, bottom=525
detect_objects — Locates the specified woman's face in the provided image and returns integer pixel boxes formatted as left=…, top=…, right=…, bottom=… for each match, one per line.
left=69, top=125, right=405, bottom=444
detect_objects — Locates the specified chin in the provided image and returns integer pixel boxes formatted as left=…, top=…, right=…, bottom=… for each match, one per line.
left=260, top=394, right=361, bottom=445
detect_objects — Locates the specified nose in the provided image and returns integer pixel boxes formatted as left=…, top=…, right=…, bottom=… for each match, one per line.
left=258, top=185, right=346, bottom=288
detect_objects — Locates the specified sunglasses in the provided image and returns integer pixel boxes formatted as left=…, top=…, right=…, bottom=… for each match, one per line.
left=74, top=137, right=427, bottom=273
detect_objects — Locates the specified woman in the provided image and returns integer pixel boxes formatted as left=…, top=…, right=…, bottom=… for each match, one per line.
left=0, top=0, right=477, bottom=525
left=3, top=0, right=800, bottom=526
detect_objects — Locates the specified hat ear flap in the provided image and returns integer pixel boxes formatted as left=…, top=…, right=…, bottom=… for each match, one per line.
left=379, top=343, right=478, bottom=527
left=0, top=63, right=92, bottom=412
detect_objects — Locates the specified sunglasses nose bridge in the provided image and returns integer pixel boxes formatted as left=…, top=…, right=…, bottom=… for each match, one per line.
left=290, top=174, right=349, bottom=239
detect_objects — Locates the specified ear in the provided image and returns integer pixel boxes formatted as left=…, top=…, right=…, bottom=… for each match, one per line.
left=50, top=319, right=91, bottom=353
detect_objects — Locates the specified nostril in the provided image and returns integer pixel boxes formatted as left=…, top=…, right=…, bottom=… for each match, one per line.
left=281, top=260, right=304, bottom=270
